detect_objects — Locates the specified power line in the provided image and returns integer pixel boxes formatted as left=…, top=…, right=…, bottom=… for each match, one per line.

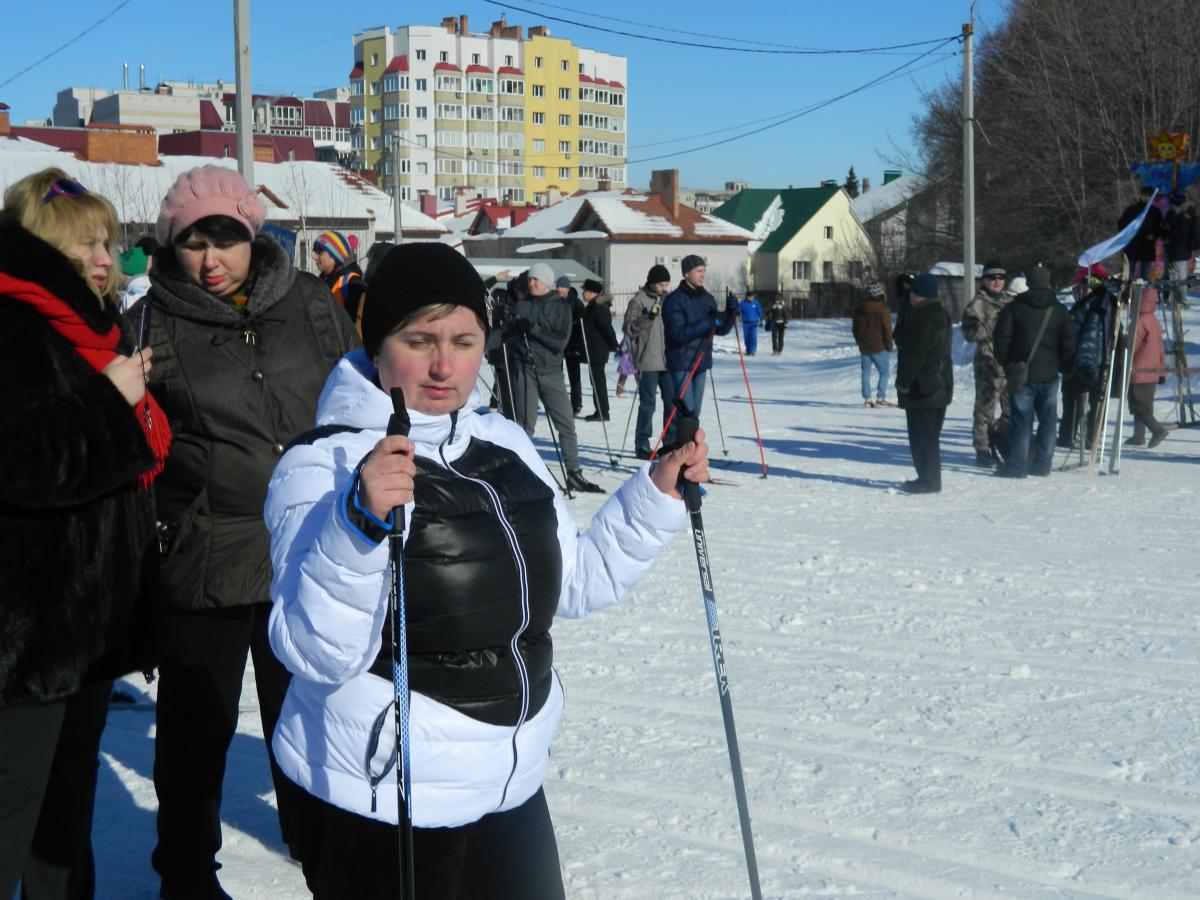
left=629, top=51, right=960, bottom=150
left=0, top=0, right=136, bottom=90
left=485, top=0, right=960, bottom=55
left=626, top=37, right=960, bottom=165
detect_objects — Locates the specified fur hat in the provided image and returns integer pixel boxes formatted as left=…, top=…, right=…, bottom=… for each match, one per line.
left=361, top=243, right=488, bottom=358
left=156, top=164, right=266, bottom=244
left=582, top=278, right=603, bottom=294
left=314, top=230, right=352, bottom=266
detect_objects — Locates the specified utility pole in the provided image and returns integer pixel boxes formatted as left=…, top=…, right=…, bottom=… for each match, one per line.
left=393, top=133, right=404, bottom=243
left=233, top=0, right=254, bottom=185
left=961, top=4, right=977, bottom=305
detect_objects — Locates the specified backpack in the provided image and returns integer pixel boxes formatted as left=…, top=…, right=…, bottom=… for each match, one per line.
left=1069, top=288, right=1109, bottom=389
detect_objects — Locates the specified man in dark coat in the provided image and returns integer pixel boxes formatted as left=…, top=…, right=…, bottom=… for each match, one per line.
left=661, top=255, right=737, bottom=444
left=993, top=265, right=1076, bottom=478
left=559, top=276, right=587, bottom=414
left=581, top=279, right=619, bottom=421
left=894, top=273, right=953, bottom=494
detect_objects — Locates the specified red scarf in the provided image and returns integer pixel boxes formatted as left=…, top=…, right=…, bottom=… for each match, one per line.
left=0, top=271, right=172, bottom=490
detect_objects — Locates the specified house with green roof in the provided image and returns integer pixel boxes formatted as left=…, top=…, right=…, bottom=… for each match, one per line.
left=712, top=185, right=874, bottom=295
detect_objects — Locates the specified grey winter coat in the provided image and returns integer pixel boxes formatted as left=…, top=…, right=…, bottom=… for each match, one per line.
left=133, top=237, right=358, bottom=610
left=623, top=287, right=666, bottom=372
left=507, top=290, right=573, bottom=372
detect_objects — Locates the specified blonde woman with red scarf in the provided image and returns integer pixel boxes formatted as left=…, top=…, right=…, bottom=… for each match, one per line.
left=0, top=167, right=170, bottom=898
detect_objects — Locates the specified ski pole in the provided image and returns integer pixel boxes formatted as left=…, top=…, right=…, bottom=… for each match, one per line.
left=731, top=321, right=769, bottom=478
left=674, top=408, right=763, bottom=900
left=618, top=381, right=637, bottom=460
left=706, top=366, right=731, bottom=457
left=386, top=388, right=416, bottom=900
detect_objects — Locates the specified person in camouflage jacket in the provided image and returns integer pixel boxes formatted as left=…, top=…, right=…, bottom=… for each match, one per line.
left=960, top=261, right=1012, bottom=465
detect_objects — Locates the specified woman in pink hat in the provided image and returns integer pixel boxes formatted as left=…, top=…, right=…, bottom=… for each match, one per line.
left=128, top=164, right=359, bottom=899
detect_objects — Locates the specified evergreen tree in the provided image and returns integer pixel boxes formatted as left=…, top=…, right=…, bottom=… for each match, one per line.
left=843, top=166, right=860, bottom=198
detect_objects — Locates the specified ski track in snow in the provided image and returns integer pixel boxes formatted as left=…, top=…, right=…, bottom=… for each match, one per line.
left=92, top=314, right=1200, bottom=898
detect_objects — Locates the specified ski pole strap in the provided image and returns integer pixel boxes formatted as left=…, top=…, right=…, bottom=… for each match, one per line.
left=673, top=402, right=703, bottom=511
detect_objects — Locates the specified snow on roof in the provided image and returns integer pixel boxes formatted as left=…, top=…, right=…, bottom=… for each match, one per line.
left=0, top=147, right=447, bottom=235
left=586, top=196, right=682, bottom=237
left=930, top=261, right=984, bottom=278
left=0, top=135, right=61, bottom=153
left=500, top=191, right=630, bottom=239
left=850, top=174, right=925, bottom=223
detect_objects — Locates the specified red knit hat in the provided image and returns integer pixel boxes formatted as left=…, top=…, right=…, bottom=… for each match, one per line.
left=156, top=165, right=267, bottom=244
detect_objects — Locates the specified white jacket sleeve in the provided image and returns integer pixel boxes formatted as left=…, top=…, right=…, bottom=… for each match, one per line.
left=265, top=445, right=400, bottom=684
left=555, top=464, right=686, bottom=619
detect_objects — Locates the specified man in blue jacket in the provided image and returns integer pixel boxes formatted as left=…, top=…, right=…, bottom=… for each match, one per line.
left=662, top=254, right=737, bottom=444
left=739, top=290, right=762, bottom=355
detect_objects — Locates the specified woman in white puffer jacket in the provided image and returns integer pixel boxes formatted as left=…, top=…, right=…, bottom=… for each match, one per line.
left=265, top=242, right=710, bottom=899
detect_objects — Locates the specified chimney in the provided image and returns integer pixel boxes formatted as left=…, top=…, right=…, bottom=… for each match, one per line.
left=459, top=14, right=468, bottom=35
left=441, top=16, right=457, bottom=33
left=123, top=63, right=129, bottom=91
left=0, top=103, right=10, bottom=136
left=649, top=169, right=680, bottom=218
left=139, top=64, right=146, bottom=91
left=528, top=25, right=549, bottom=38
left=419, top=191, right=437, bottom=218
left=862, top=177, right=870, bottom=193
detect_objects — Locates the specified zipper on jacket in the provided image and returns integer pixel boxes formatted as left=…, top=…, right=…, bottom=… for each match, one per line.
left=437, top=417, right=533, bottom=811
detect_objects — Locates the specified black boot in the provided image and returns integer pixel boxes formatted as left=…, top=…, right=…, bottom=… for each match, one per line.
left=567, top=469, right=606, bottom=493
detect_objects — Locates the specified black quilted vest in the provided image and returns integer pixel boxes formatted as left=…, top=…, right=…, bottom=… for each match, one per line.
left=370, top=436, right=562, bottom=727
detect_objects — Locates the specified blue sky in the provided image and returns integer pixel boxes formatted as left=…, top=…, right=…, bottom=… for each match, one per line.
left=2, top=0, right=1001, bottom=190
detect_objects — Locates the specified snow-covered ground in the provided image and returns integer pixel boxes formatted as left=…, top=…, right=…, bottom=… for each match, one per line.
left=96, top=313, right=1200, bottom=898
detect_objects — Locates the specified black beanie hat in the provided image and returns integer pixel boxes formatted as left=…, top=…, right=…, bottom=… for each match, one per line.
left=361, top=242, right=488, bottom=357
left=681, top=254, right=705, bottom=274
left=647, top=263, right=671, bottom=284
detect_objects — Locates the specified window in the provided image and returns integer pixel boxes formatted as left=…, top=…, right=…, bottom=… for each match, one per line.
left=383, top=104, right=408, bottom=120
left=580, top=87, right=593, bottom=102
left=369, top=109, right=380, bottom=124
left=560, top=59, right=569, bottom=71
left=823, top=226, right=833, bottom=240
left=436, top=75, right=462, bottom=92
left=500, top=160, right=524, bottom=176
left=415, top=49, right=426, bottom=61
left=558, top=114, right=571, bottom=127
left=416, top=162, right=428, bottom=175
left=848, top=260, right=864, bottom=281
left=531, top=84, right=545, bottom=98
left=351, top=133, right=364, bottom=150
left=823, top=261, right=834, bottom=281
left=611, top=92, right=624, bottom=107
left=534, top=56, right=543, bottom=68
left=369, top=81, right=380, bottom=96
left=532, top=138, right=545, bottom=152
left=532, top=112, right=545, bottom=125
left=350, top=107, right=364, bottom=125
left=468, top=159, right=494, bottom=176
left=415, top=133, right=427, bottom=146
left=507, top=188, right=525, bottom=203
left=350, top=79, right=364, bottom=96
left=437, top=130, right=465, bottom=147
left=468, top=77, right=494, bottom=94
left=559, top=167, right=571, bottom=179
left=370, top=136, right=381, bottom=150
left=436, top=104, right=462, bottom=119
left=370, top=53, right=378, bottom=66
left=415, top=78, right=427, bottom=91
left=505, top=54, right=514, bottom=66
left=532, top=166, right=545, bottom=178
left=382, top=74, right=398, bottom=92
left=558, top=87, right=570, bottom=101
left=611, top=117, right=624, bottom=133
left=499, top=105, right=524, bottom=122
left=436, top=158, right=463, bottom=174
left=438, top=186, right=453, bottom=201
left=401, top=186, right=412, bottom=200
left=399, top=158, right=411, bottom=174
left=499, top=132, right=523, bottom=149
left=468, top=131, right=495, bottom=149
left=558, top=140, right=570, bottom=153
left=469, top=105, right=494, bottom=121
left=792, top=260, right=811, bottom=281
left=439, top=51, right=448, bottom=62
left=415, top=106, right=428, bottom=120
left=471, top=53, right=480, bottom=64
left=499, top=78, right=523, bottom=95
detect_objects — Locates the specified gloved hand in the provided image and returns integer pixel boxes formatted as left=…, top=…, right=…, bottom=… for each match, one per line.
left=712, top=315, right=725, bottom=329
left=725, top=298, right=739, bottom=319
left=647, top=302, right=660, bottom=319
left=510, top=317, right=534, bottom=336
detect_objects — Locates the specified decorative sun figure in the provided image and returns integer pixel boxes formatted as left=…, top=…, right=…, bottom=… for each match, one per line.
left=1148, top=129, right=1190, bottom=161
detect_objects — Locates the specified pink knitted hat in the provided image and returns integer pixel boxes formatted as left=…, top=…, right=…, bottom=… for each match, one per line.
left=156, top=164, right=267, bottom=244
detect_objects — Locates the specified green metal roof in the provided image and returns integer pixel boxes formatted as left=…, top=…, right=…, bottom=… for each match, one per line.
left=712, top=185, right=841, bottom=254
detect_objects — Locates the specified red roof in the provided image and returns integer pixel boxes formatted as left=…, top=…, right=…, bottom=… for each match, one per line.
left=578, top=74, right=594, bottom=83
left=497, top=66, right=523, bottom=76
left=383, top=55, right=409, bottom=74
left=334, top=104, right=349, bottom=128
left=566, top=196, right=749, bottom=244
left=433, top=62, right=462, bottom=72
left=608, top=81, right=624, bottom=89
left=199, top=99, right=224, bottom=129
left=465, top=64, right=492, bottom=74
left=303, top=99, right=334, bottom=127
left=350, top=65, right=363, bottom=79
left=593, top=77, right=608, bottom=86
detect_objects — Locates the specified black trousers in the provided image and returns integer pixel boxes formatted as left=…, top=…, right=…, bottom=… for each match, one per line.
left=0, top=680, right=112, bottom=900
left=905, top=406, right=946, bottom=489
left=771, top=323, right=785, bottom=353
left=564, top=355, right=583, bottom=412
left=588, top=358, right=610, bottom=417
left=152, top=603, right=306, bottom=885
left=302, top=788, right=565, bottom=900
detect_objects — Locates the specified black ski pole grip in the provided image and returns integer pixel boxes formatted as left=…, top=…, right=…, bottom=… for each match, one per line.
left=673, top=406, right=702, bottom=510
left=387, top=388, right=411, bottom=535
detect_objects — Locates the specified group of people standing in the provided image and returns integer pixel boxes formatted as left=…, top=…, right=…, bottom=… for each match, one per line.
left=1, top=163, right=714, bottom=900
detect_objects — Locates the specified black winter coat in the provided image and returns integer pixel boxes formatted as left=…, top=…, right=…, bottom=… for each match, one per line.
left=0, top=214, right=159, bottom=708
left=507, top=291, right=573, bottom=372
left=582, top=298, right=619, bottom=363
left=563, top=289, right=586, bottom=360
left=895, top=299, right=953, bottom=409
left=133, top=238, right=358, bottom=610
left=993, top=288, right=1076, bottom=385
